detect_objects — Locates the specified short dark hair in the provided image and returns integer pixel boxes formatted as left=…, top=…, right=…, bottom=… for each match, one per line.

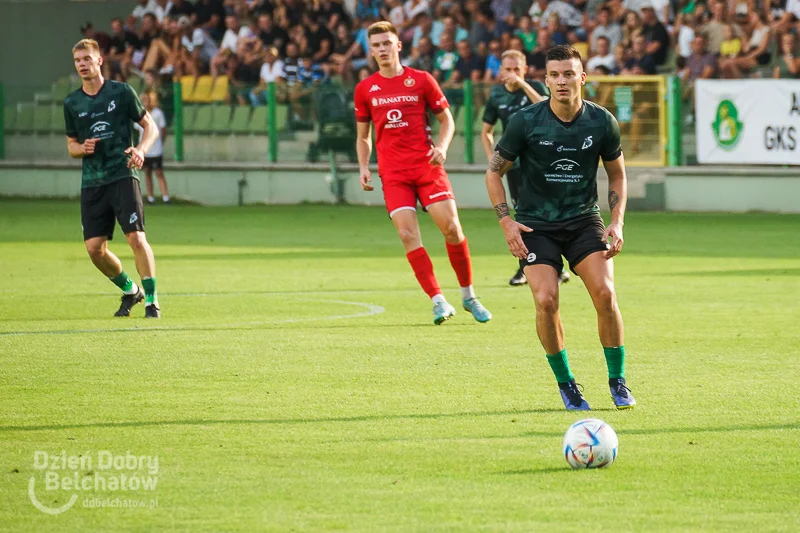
left=545, top=44, right=582, bottom=63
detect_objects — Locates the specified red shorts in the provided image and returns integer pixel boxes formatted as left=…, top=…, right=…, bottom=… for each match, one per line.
left=380, top=165, right=455, bottom=217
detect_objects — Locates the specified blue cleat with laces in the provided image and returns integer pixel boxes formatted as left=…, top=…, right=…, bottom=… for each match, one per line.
left=609, top=378, right=637, bottom=409
left=432, top=300, right=456, bottom=325
left=558, top=380, right=591, bottom=411
left=463, top=297, right=492, bottom=323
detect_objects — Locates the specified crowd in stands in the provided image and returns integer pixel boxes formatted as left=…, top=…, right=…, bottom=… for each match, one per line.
left=79, top=0, right=800, bottom=112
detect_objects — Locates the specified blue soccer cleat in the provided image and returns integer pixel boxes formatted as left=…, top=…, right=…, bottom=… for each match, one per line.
left=463, top=297, right=492, bottom=323
left=609, top=378, right=637, bottom=409
left=558, top=380, right=591, bottom=411
left=433, top=300, right=456, bottom=325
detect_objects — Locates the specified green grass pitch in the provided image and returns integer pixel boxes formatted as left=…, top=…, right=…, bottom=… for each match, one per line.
left=1, top=199, right=799, bottom=531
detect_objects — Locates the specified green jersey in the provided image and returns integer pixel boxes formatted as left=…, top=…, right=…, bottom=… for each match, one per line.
left=483, top=81, right=548, bottom=170
left=496, top=99, right=622, bottom=224
left=63, top=80, right=146, bottom=188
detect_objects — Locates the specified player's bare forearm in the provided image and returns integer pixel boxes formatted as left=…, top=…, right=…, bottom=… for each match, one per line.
left=66, top=138, right=85, bottom=158
left=485, top=151, right=515, bottom=219
left=355, top=121, right=372, bottom=169
left=434, top=108, right=455, bottom=153
left=136, top=113, right=160, bottom=155
left=480, top=123, right=495, bottom=162
left=518, top=80, right=545, bottom=104
left=604, top=154, right=628, bottom=225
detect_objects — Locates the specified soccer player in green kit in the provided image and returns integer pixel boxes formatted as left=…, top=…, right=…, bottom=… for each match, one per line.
left=64, top=39, right=162, bottom=318
left=480, top=50, right=571, bottom=288
left=485, top=45, right=636, bottom=411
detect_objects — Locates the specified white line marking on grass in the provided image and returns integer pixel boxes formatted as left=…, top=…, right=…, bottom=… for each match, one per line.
left=0, top=299, right=384, bottom=337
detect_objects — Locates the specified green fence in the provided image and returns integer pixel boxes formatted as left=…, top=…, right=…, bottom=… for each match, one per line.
left=0, top=76, right=686, bottom=166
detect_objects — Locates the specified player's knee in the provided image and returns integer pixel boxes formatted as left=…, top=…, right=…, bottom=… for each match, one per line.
left=126, top=232, right=149, bottom=251
left=593, top=285, right=617, bottom=312
left=85, top=242, right=105, bottom=260
left=441, top=220, right=463, bottom=242
left=534, top=291, right=559, bottom=315
left=397, top=227, right=421, bottom=247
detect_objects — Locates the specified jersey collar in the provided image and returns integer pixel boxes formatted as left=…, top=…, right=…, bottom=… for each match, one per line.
left=80, top=79, right=108, bottom=99
left=548, top=101, right=585, bottom=129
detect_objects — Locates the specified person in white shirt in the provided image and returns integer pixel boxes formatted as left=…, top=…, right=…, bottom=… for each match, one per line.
left=178, top=16, right=219, bottom=76
left=586, top=36, right=617, bottom=71
left=134, top=92, right=170, bottom=204
left=249, top=47, right=286, bottom=105
left=210, top=14, right=255, bottom=78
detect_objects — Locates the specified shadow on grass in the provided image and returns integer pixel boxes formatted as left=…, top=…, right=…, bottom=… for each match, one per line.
left=672, top=268, right=800, bottom=277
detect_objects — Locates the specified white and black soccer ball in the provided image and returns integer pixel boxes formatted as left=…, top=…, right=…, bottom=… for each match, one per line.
left=563, top=418, right=619, bottom=469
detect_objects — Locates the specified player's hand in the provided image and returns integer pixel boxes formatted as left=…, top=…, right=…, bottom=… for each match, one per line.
left=83, top=138, right=99, bottom=155
left=125, top=146, right=145, bottom=170
left=428, top=145, right=447, bottom=166
left=603, top=221, right=624, bottom=258
left=359, top=166, right=373, bottom=191
left=501, top=72, right=523, bottom=89
left=500, top=217, right=533, bottom=260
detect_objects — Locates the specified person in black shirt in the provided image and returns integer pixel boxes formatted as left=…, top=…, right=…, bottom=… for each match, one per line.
left=171, top=0, right=195, bottom=18
left=527, top=28, right=551, bottom=80
left=258, top=13, right=289, bottom=57
left=622, top=34, right=656, bottom=74
left=640, top=5, right=670, bottom=66
left=106, top=17, right=140, bottom=80
left=303, top=13, right=335, bottom=63
left=194, top=0, right=226, bottom=42
left=315, top=0, right=351, bottom=32
left=283, top=0, right=307, bottom=27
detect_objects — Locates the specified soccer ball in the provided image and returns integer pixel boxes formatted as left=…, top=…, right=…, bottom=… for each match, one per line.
left=563, top=418, right=619, bottom=469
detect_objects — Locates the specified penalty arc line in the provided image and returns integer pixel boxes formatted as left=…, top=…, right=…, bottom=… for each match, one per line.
left=0, top=299, right=385, bottom=338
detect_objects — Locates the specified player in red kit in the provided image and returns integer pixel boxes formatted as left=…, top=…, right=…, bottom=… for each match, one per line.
left=353, top=21, right=491, bottom=325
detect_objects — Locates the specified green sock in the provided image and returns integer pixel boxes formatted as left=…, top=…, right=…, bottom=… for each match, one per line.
left=604, top=346, right=626, bottom=379
left=110, top=271, right=135, bottom=293
left=142, top=277, right=157, bottom=305
left=546, top=349, right=575, bottom=383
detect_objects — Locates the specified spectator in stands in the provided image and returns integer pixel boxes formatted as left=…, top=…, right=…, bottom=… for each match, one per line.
left=407, top=35, right=437, bottom=71
left=537, top=0, right=583, bottom=32
left=171, top=0, right=195, bottom=19
left=281, top=0, right=308, bottom=27
left=527, top=27, right=551, bottom=79
left=177, top=16, right=219, bottom=76
left=315, top=0, right=351, bottom=32
left=250, top=46, right=286, bottom=105
left=411, top=11, right=435, bottom=47
left=673, top=12, right=697, bottom=61
left=388, top=0, right=408, bottom=30
left=442, top=15, right=470, bottom=44
left=150, top=0, right=174, bottom=24
left=483, top=38, right=504, bottom=81
left=774, top=32, right=800, bottom=77
left=587, top=36, right=616, bottom=71
left=105, top=17, right=140, bottom=80
left=621, top=10, right=644, bottom=50
left=291, top=55, right=328, bottom=121
left=607, top=0, right=628, bottom=24
left=302, top=13, right=335, bottom=63
left=453, top=38, right=484, bottom=83
left=211, top=14, right=243, bottom=78
left=611, top=42, right=627, bottom=74
left=770, top=0, right=800, bottom=38
left=719, top=23, right=742, bottom=57
left=258, top=13, right=289, bottom=56
left=623, top=34, right=657, bottom=74
left=130, top=0, right=154, bottom=26
left=433, top=32, right=459, bottom=81
left=546, top=13, right=568, bottom=45
left=141, top=18, right=181, bottom=75
left=143, top=68, right=174, bottom=123
left=680, top=34, right=717, bottom=92
left=193, top=0, right=226, bottom=41
left=719, top=11, right=772, bottom=77
left=282, top=41, right=302, bottom=86
left=515, top=14, right=538, bottom=51
left=80, top=22, right=112, bottom=55
left=702, top=0, right=740, bottom=55
left=470, top=6, right=502, bottom=49
left=590, top=7, right=623, bottom=53
left=355, top=0, right=383, bottom=21
left=640, top=5, right=670, bottom=66
left=329, top=23, right=357, bottom=81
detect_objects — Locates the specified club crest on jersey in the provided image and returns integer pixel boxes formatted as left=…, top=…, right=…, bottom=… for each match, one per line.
left=404, top=77, right=415, bottom=87
left=108, top=100, right=116, bottom=112
left=582, top=136, right=593, bottom=149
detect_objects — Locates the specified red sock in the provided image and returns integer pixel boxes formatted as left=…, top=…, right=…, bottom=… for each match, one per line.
left=406, top=247, right=442, bottom=298
left=446, top=238, right=473, bottom=288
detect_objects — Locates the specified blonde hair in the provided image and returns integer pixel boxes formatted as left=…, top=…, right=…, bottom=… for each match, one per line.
left=72, top=38, right=100, bottom=55
left=501, top=50, right=527, bottom=64
left=367, top=21, right=399, bottom=37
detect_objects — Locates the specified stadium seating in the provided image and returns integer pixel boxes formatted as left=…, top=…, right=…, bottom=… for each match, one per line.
left=229, top=105, right=252, bottom=134
left=211, top=105, right=232, bottom=134
left=4, top=105, right=15, bottom=133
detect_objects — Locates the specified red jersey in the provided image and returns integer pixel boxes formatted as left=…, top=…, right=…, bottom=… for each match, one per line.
left=354, top=67, right=449, bottom=176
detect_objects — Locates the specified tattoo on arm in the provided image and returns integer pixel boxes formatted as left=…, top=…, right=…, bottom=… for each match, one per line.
left=488, top=151, right=506, bottom=173
left=609, top=190, right=619, bottom=212
left=494, top=202, right=510, bottom=220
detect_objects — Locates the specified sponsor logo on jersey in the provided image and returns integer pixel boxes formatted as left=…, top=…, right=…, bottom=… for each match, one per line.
left=545, top=158, right=582, bottom=183
left=78, top=112, right=88, bottom=118
left=385, top=109, right=408, bottom=129
left=90, top=121, right=114, bottom=140
left=521, top=96, right=528, bottom=105
left=373, top=95, right=419, bottom=106
left=582, top=136, right=593, bottom=149
left=404, top=77, right=415, bottom=87
left=557, top=145, right=577, bottom=152
left=539, top=140, right=553, bottom=146
left=91, top=112, right=104, bottom=118
left=551, top=159, right=579, bottom=171
left=108, top=100, right=116, bottom=112
left=369, top=84, right=381, bottom=92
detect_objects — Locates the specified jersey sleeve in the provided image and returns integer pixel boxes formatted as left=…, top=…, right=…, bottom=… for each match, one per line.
left=600, top=110, right=622, bottom=162
left=125, top=84, right=147, bottom=123
left=423, top=71, right=449, bottom=114
left=64, top=103, right=77, bottom=138
left=353, top=82, right=371, bottom=123
left=482, top=95, right=498, bottom=125
left=495, top=111, right=527, bottom=163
